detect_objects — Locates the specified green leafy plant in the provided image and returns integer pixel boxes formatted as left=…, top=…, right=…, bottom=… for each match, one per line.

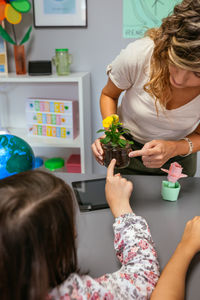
left=0, top=24, right=32, bottom=45
left=97, top=114, right=134, bottom=148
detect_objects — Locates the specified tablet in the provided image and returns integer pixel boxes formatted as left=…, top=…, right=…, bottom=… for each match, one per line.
left=72, top=178, right=109, bottom=211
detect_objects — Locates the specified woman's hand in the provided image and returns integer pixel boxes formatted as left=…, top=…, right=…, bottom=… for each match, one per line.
left=91, top=135, right=105, bottom=165
left=91, top=135, right=127, bottom=166
left=129, top=140, right=177, bottom=168
left=105, top=159, right=133, bottom=218
left=179, top=216, right=200, bottom=256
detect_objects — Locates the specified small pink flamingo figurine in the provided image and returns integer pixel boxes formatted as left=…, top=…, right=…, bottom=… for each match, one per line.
left=161, top=162, right=187, bottom=184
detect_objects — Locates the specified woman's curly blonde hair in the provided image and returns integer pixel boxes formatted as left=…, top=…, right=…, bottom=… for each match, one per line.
left=144, top=0, right=200, bottom=111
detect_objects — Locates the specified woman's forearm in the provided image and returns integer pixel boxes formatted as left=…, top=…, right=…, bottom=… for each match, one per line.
left=100, top=78, right=124, bottom=120
left=150, top=242, right=195, bottom=300
left=174, top=124, right=200, bottom=156
left=100, top=91, right=118, bottom=119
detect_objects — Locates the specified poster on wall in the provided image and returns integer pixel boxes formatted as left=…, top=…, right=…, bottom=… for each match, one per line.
left=0, top=21, right=8, bottom=74
left=33, top=0, right=87, bottom=28
left=123, top=0, right=182, bottom=39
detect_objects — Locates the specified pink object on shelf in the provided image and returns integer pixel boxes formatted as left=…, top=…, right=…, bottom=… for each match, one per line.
left=161, top=162, right=187, bottom=183
left=66, top=154, right=81, bottom=173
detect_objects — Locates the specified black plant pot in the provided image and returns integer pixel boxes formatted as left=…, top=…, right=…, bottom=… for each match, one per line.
left=102, top=143, right=131, bottom=169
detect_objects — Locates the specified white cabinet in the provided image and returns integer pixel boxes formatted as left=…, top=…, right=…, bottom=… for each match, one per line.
left=0, top=72, right=92, bottom=174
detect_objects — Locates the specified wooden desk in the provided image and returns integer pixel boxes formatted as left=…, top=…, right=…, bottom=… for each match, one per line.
left=56, top=173, right=200, bottom=299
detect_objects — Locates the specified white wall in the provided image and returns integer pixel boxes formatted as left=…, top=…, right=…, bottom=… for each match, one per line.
left=5, top=0, right=200, bottom=176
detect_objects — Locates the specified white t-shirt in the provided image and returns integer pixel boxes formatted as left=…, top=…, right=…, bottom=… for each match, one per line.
left=107, top=37, right=200, bottom=144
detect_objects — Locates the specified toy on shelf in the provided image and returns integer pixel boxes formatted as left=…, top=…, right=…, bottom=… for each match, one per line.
left=26, top=98, right=79, bottom=140
left=44, top=157, right=65, bottom=172
left=66, top=154, right=81, bottom=173
left=0, top=134, right=35, bottom=179
left=34, top=157, right=44, bottom=168
left=161, top=162, right=188, bottom=201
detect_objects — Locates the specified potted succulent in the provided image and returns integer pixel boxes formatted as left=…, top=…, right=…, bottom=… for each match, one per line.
left=97, top=114, right=134, bottom=169
left=161, top=162, right=187, bottom=201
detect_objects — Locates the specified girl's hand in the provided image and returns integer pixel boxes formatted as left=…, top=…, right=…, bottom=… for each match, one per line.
left=180, top=216, right=200, bottom=256
left=91, top=135, right=105, bottom=165
left=105, top=159, right=133, bottom=218
left=129, top=140, right=177, bottom=168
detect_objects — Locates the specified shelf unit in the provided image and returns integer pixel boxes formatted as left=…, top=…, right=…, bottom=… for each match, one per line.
left=0, top=72, right=92, bottom=174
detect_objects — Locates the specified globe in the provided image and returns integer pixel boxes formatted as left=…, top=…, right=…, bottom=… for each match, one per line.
left=0, top=134, right=35, bottom=179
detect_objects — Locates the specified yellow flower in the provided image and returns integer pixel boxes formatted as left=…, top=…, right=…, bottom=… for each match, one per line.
left=102, top=116, right=114, bottom=128
left=111, top=114, right=119, bottom=124
left=102, top=114, right=120, bottom=128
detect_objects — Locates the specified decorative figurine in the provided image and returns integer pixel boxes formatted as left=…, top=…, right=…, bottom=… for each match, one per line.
left=161, top=162, right=187, bottom=201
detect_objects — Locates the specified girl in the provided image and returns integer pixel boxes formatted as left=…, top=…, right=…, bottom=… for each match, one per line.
left=0, top=159, right=159, bottom=300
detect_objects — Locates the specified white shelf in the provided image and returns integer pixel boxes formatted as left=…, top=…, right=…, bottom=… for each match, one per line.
left=0, top=72, right=92, bottom=174
left=8, top=127, right=81, bottom=148
left=0, top=72, right=88, bottom=83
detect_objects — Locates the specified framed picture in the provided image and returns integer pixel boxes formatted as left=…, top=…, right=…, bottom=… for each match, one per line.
left=0, top=21, right=8, bottom=74
left=33, top=0, right=87, bottom=28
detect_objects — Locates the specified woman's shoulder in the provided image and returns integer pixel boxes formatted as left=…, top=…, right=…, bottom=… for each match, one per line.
left=107, top=37, right=154, bottom=89
left=125, top=36, right=154, bottom=57
left=116, top=37, right=154, bottom=69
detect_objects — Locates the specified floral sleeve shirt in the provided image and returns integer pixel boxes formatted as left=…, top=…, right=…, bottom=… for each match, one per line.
left=49, top=213, right=160, bottom=300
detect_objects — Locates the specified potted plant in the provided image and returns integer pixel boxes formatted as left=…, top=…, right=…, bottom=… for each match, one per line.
left=97, top=114, right=134, bottom=169
left=161, top=162, right=187, bottom=201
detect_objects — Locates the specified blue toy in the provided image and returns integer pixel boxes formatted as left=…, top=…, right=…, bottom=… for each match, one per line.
left=0, top=134, right=35, bottom=179
left=34, top=156, right=44, bottom=168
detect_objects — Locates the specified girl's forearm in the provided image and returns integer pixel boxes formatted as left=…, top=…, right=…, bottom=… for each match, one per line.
left=150, top=243, right=195, bottom=300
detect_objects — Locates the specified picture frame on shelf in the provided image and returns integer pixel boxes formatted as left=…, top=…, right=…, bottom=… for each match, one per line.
left=0, top=21, right=8, bottom=74
left=33, top=0, right=87, bottom=28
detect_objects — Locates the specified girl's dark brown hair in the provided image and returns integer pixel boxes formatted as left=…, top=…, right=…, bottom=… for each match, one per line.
left=0, top=170, right=77, bottom=300
left=144, top=0, right=200, bottom=111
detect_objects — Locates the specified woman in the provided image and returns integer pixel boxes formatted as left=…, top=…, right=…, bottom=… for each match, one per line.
left=92, top=0, right=200, bottom=176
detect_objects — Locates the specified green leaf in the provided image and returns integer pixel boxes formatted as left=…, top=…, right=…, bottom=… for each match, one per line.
left=20, top=25, right=32, bottom=45
left=96, top=129, right=105, bottom=133
left=127, top=141, right=134, bottom=145
left=116, top=132, right=121, bottom=138
left=101, top=136, right=111, bottom=144
left=105, top=131, right=111, bottom=137
left=0, top=25, right=16, bottom=44
left=118, top=141, right=125, bottom=148
left=119, top=138, right=127, bottom=146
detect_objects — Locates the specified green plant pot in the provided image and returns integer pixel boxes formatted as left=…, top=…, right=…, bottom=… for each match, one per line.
left=161, top=181, right=181, bottom=201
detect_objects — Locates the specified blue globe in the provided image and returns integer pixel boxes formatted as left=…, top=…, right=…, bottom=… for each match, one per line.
left=0, top=134, right=35, bottom=179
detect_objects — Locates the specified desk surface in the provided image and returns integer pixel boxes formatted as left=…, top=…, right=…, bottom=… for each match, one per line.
left=56, top=173, right=200, bottom=299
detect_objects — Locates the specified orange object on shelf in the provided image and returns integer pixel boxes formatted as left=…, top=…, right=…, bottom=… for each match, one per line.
left=14, top=44, right=26, bottom=75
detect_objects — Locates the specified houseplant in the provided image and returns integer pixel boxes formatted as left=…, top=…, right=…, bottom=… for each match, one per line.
left=0, top=0, right=32, bottom=74
left=97, top=114, right=134, bottom=169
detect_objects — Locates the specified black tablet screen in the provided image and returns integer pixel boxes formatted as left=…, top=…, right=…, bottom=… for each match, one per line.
left=72, top=178, right=108, bottom=211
